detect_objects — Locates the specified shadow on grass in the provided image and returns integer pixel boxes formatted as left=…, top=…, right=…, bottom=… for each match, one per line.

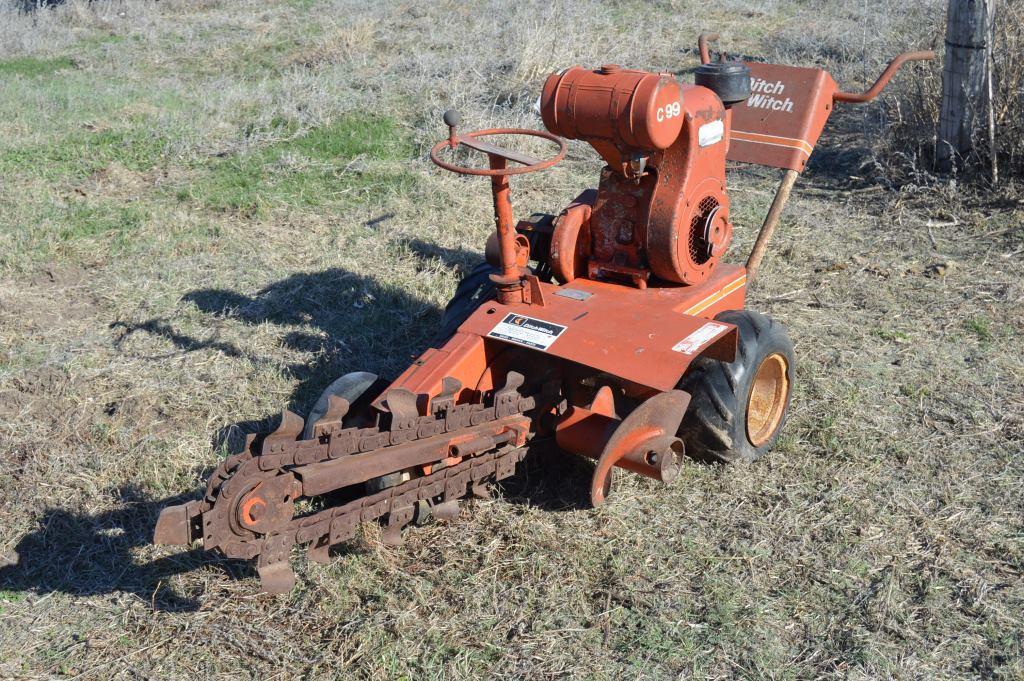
left=1, top=239, right=490, bottom=605
left=111, top=237, right=483, bottom=414
left=0, top=486, right=250, bottom=612
left=11, top=0, right=65, bottom=11
left=495, top=445, right=596, bottom=512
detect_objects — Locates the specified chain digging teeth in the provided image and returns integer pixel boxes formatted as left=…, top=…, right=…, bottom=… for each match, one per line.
left=154, top=373, right=538, bottom=593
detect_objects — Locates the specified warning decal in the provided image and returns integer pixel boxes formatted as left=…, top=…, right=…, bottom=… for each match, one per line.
left=488, top=313, right=567, bottom=351
left=672, top=322, right=730, bottom=355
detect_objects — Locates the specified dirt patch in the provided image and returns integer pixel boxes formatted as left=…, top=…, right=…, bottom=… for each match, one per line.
left=0, top=287, right=97, bottom=331
left=0, top=367, right=68, bottom=419
left=71, top=162, right=153, bottom=201
left=30, top=263, right=87, bottom=288
left=9, top=264, right=100, bottom=328
left=12, top=367, right=67, bottom=396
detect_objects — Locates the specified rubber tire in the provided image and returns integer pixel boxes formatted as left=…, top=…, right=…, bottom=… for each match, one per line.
left=302, top=371, right=380, bottom=439
left=434, top=261, right=497, bottom=345
left=303, top=372, right=418, bottom=499
left=678, top=310, right=794, bottom=463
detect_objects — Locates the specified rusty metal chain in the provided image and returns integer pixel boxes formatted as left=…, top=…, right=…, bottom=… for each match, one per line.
left=256, top=443, right=530, bottom=568
left=190, top=377, right=540, bottom=582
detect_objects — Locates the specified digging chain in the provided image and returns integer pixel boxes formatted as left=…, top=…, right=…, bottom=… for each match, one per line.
left=257, top=444, right=529, bottom=567
left=192, top=380, right=540, bottom=571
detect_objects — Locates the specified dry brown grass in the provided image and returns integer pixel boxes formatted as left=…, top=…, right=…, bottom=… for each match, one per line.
left=0, top=0, right=1021, bottom=678
left=874, top=2, right=1024, bottom=187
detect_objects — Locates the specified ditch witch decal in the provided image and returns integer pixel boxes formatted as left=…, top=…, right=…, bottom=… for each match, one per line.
left=728, top=63, right=840, bottom=172
left=747, top=77, right=795, bottom=113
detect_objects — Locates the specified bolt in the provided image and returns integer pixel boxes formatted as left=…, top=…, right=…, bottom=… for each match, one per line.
left=247, top=500, right=265, bottom=522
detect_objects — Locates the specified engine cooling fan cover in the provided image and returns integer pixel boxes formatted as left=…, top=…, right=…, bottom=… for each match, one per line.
left=675, top=181, right=732, bottom=285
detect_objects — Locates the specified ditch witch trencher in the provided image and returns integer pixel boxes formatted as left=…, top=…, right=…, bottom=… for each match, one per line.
left=155, top=34, right=933, bottom=592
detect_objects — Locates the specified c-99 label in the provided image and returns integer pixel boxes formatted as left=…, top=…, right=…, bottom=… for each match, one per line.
left=656, top=101, right=682, bottom=122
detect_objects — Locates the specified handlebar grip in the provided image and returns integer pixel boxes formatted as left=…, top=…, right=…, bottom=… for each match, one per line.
left=443, top=109, right=461, bottom=149
left=833, top=50, right=936, bottom=104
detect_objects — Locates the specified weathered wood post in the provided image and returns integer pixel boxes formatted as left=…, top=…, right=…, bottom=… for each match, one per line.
left=938, top=0, right=996, bottom=174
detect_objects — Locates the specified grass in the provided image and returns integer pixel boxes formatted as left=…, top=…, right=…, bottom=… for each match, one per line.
left=58, top=201, right=147, bottom=242
left=0, top=127, right=170, bottom=181
left=0, top=54, right=74, bottom=77
left=965, top=316, right=994, bottom=343
left=0, top=0, right=1022, bottom=679
left=179, top=114, right=417, bottom=216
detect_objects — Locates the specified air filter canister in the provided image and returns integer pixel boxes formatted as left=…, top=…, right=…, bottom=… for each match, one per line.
left=540, top=65, right=685, bottom=152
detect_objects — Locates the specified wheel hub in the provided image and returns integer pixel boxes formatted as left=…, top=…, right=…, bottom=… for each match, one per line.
left=745, top=352, right=790, bottom=448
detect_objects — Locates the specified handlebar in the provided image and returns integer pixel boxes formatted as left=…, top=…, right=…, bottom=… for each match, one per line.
left=695, top=32, right=935, bottom=104
left=832, top=50, right=935, bottom=103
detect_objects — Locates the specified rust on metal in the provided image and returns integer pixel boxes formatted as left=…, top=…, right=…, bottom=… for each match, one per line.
left=540, top=66, right=733, bottom=286
left=296, top=416, right=528, bottom=496
left=549, top=190, right=595, bottom=284
left=429, top=124, right=566, bottom=305
left=698, top=32, right=720, bottom=65
left=429, top=128, right=565, bottom=177
left=155, top=372, right=538, bottom=592
left=744, top=168, right=799, bottom=280
left=833, top=51, right=936, bottom=103
left=588, top=390, right=690, bottom=507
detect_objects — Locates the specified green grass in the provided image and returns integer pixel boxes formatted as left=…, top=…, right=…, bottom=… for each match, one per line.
left=0, top=590, right=25, bottom=617
left=873, top=328, right=910, bottom=343
left=964, top=316, right=993, bottom=342
left=0, top=1, right=1022, bottom=679
left=0, top=127, right=170, bottom=182
left=58, top=202, right=147, bottom=243
left=180, top=114, right=417, bottom=215
left=0, top=193, right=157, bottom=270
left=0, top=56, right=74, bottom=78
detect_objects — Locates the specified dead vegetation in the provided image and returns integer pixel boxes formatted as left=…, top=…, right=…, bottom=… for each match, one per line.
left=874, top=2, right=1024, bottom=188
left=0, top=0, right=1021, bottom=679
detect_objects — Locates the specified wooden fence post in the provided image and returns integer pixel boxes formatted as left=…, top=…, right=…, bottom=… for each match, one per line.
left=937, top=0, right=996, bottom=174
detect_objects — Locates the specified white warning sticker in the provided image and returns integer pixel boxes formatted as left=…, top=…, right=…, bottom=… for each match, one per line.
left=698, top=119, right=725, bottom=147
left=672, top=322, right=730, bottom=355
left=488, top=313, right=567, bottom=351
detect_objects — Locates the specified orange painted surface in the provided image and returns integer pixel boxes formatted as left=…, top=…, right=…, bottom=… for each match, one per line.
left=458, top=264, right=746, bottom=392
left=728, top=63, right=837, bottom=172
left=385, top=333, right=493, bottom=410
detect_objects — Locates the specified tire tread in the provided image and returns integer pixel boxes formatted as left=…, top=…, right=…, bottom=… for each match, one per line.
left=678, top=310, right=794, bottom=463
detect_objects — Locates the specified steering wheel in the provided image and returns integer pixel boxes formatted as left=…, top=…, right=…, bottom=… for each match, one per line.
left=429, top=110, right=567, bottom=176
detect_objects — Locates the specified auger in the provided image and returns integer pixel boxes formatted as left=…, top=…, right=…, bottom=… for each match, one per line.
left=154, top=34, right=933, bottom=593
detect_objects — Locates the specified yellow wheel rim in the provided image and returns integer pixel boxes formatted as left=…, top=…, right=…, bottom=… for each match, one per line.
left=745, top=353, right=790, bottom=448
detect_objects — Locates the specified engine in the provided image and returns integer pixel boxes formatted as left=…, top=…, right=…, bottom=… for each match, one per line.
left=539, top=64, right=740, bottom=286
